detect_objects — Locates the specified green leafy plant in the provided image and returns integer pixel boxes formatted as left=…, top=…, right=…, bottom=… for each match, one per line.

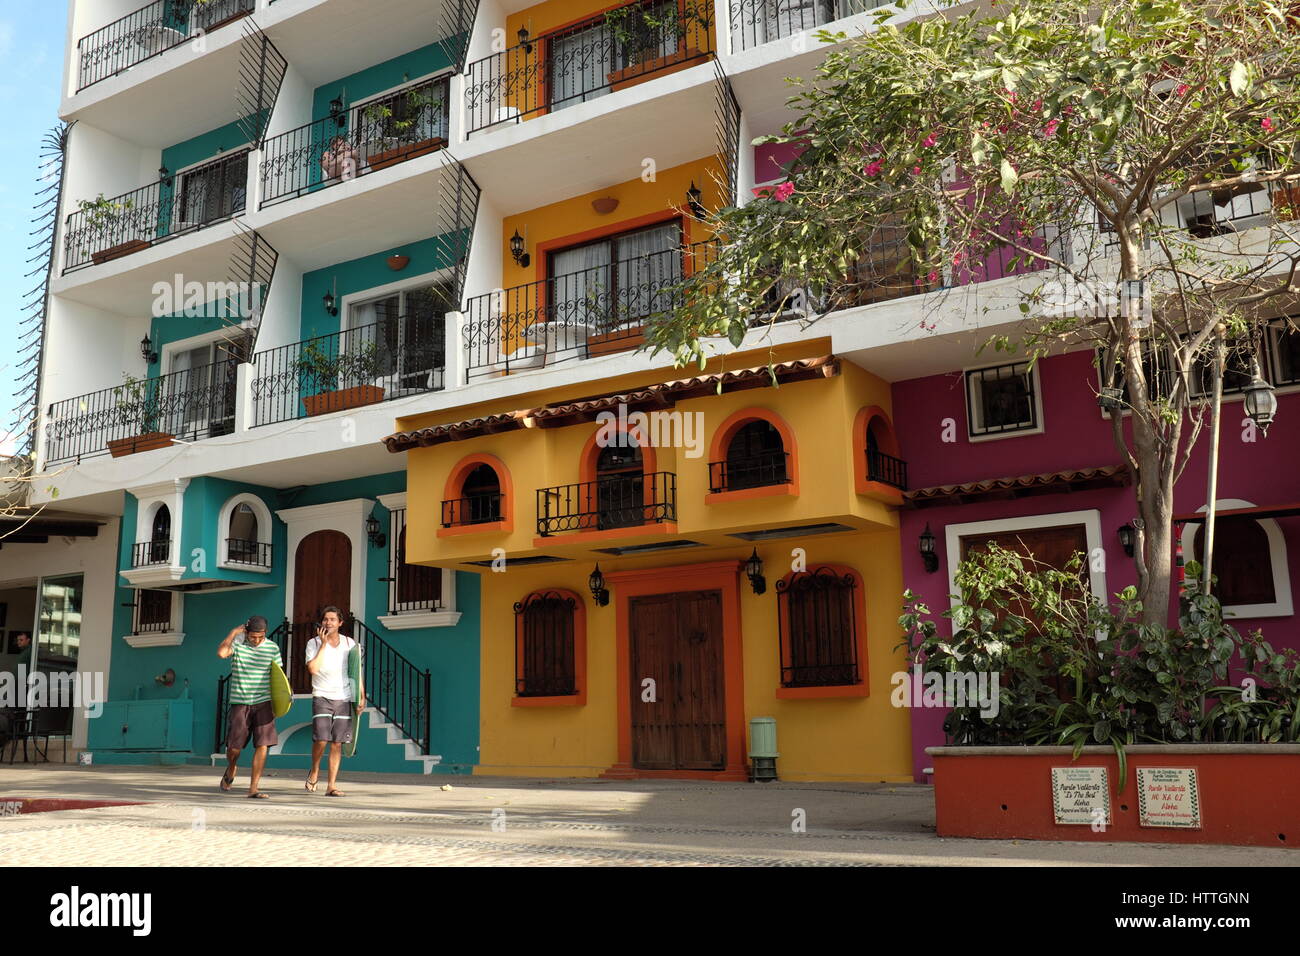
left=77, top=195, right=135, bottom=254
left=294, top=340, right=380, bottom=393
left=110, top=373, right=158, bottom=434
left=899, top=545, right=1300, bottom=790
left=604, top=0, right=708, bottom=67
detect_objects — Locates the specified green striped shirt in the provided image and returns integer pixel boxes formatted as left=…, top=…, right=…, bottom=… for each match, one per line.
left=230, top=639, right=282, bottom=705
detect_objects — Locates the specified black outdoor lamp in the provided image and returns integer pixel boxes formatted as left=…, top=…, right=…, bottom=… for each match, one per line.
left=1117, top=522, right=1136, bottom=557
left=140, top=334, right=158, bottom=365
left=158, top=165, right=172, bottom=186
left=517, top=26, right=532, bottom=53
left=366, top=512, right=387, bottom=549
left=1243, top=366, right=1277, bottom=436
left=588, top=563, right=609, bottom=607
left=1098, top=385, right=1124, bottom=413
left=686, top=181, right=705, bottom=217
left=323, top=290, right=339, bottom=316
left=919, top=523, right=939, bottom=574
left=510, top=229, right=531, bottom=268
left=329, top=96, right=344, bottom=117
left=744, top=548, right=766, bottom=595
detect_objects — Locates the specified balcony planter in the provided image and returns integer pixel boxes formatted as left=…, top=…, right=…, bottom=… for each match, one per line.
left=91, top=239, right=149, bottom=266
left=107, top=432, right=174, bottom=458
left=1272, top=184, right=1300, bottom=221
left=199, top=9, right=253, bottom=32
left=607, top=47, right=702, bottom=93
left=302, top=385, right=385, bottom=417
left=927, top=745, right=1300, bottom=849
left=365, top=137, right=447, bottom=172
left=587, top=326, right=644, bottom=357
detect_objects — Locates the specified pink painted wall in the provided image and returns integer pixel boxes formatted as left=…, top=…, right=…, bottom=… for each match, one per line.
left=753, top=141, right=803, bottom=186
left=891, top=348, right=1300, bottom=780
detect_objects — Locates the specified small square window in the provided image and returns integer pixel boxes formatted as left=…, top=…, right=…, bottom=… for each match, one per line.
left=965, top=362, right=1039, bottom=438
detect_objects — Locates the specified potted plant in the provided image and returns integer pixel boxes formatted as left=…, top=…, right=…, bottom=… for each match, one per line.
left=604, top=0, right=709, bottom=92
left=363, top=84, right=448, bottom=172
left=296, top=340, right=385, bottom=416
left=106, top=374, right=174, bottom=457
left=79, top=195, right=146, bottom=265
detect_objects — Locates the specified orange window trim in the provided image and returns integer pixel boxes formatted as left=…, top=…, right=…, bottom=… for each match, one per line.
left=852, top=405, right=901, bottom=498
left=534, top=213, right=685, bottom=285
left=775, top=564, right=870, bottom=700
left=600, top=560, right=748, bottom=780
left=706, top=406, right=799, bottom=500
left=512, top=588, right=587, bottom=708
left=440, top=452, right=514, bottom=536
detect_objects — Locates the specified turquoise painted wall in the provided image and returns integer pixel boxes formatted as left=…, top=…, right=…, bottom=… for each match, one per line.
left=102, top=471, right=480, bottom=772
left=311, top=42, right=453, bottom=122
left=161, top=118, right=254, bottom=174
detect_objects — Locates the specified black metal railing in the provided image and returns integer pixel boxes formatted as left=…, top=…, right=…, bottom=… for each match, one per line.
left=261, top=74, right=451, bottom=206
left=464, top=241, right=715, bottom=379
left=729, top=0, right=885, bottom=53
left=708, top=452, right=790, bottom=492
left=866, top=450, right=907, bottom=490
left=76, top=0, right=255, bottom=91
left=44, top=358, right=239, bottom=465
left=353, top=618, right=432, bottom=755
left=537, top=472, right=676, bottom=535
left=465, top=0, right=716, bottom=134
left=442, top=494, right=505, bottom=527
left=132, top=539, right=171, bottom=568
left=64, top=149, right=250, bottom=271
left=250, top=313, right=445, bottom=426
left=226, top=538, right=272, bottom=567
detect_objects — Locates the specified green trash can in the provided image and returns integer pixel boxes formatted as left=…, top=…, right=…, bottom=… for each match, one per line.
left=748, top=716, right=779, bottom=782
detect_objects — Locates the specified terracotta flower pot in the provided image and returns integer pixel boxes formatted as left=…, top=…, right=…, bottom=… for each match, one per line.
left=387, top=255, right=411, bottom=271
left=107, top=432, right=174, bottom=458
left=607, top=48, right=702, bottom=93
left=91, top=239, right=150, bottom=266
left=366, top=137, right=447, bottom=172
left=302, top=385, right=385, bottom=417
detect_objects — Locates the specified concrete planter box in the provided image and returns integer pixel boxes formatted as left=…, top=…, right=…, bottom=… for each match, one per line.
left=302, top=385, right=384, bottom=417
left=928, top=745, right=1300, bottom=849
left=107, top=432, right=174, bottom=458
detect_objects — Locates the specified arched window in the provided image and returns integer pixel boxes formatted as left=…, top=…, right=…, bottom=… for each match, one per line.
left=596, top=443, right=643, bottom=529
left=219, top=494, right=274, bottom=570
left=1194, top=518, right=1276, bottom=607
left=514, top=590, right=580, bottom=699
left=148, top=505, right=171, bottom=564
left=721, top=420, right=787, bottom=491
left=461, top=464, right=503, bottom=524
left=854, top=407, right=907, bottom=493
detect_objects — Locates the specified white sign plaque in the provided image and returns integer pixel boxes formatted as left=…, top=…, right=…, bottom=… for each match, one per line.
left=1137, top=767, right=1201, bottom=829
left=1051, top=766, right=1110, bottom=826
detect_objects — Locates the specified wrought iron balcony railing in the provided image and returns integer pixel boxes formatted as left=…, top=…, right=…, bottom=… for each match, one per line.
left=225, top=539, right=272, bottom=568
left=537, top=472, right=677, bottom=536
left=133, top=539, right=172, bottom=568
left=44, top=357, right=239, bottom=466
left=464, top=241, right=715, bottom=380
left=261, top=74, right=451, bottom=207
left=63, top=149, right=250, bottom=272
left=442, top=494, right=505, bottom=528
left=77, top=0, right=255, bottom=91
left=708, top=452, right=791, bottom=492
left=250, top=312, right=446, bottom=427
left=465, top=0, right=716, bottom=134
left=866, top=450, right=908, bottom=490
left=729, top=0, right=887, bottom=53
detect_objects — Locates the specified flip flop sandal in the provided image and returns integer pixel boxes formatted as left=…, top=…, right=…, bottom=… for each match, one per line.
left=326, top=789, right=345, bottom=797
left=305, top=775, right=319, bottom=793
left=248, top=791, right=270, bottom=799
left=219, top=773, right=234, bottom=792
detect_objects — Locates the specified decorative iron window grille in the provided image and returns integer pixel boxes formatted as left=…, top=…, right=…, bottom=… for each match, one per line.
left=776, top=567, right=860, bottom=687
left=514, top=591, right=578, bottom=697
left=132, top=589, right=174, bottom=634
left=386, top=510, right=443, bottom=614
left=965, top=362, right=1038, bottom=437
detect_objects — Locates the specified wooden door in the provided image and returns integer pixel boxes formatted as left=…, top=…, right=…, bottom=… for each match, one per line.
left=629, top=590, right=725, bottom=771
left=291, top=530, right=351, bottom=693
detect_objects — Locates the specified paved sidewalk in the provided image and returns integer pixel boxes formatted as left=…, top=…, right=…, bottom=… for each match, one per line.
left=0, top=764, right=1292, bottom=866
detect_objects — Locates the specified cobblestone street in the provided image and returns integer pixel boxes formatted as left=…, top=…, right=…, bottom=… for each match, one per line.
left=1, top=764, right=1293, bottom=866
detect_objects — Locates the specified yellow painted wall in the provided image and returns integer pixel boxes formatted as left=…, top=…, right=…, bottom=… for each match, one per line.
left=475, top=532, right=913, bottom=782
left=501, top=156, right=723, bottom=291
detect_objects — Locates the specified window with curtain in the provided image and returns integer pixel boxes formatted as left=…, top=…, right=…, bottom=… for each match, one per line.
left=167, top=340, right=238, bottom=438
left=548, top=222, right=681, bottom=336
left=548, top=20, right=614, bottom=111
left=348, top=284, right=448, bottom=392
left=176, top=151, right=248, bottom=227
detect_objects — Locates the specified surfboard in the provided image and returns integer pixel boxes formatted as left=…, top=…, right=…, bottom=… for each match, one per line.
left=270, top=661, right=292, bottom=719
left=344, top=641, right=362, bottom=758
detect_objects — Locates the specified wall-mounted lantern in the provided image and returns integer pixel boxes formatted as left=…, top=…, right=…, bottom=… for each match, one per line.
left=588, top=563, right=609, bottom=607
left=919, top=523, right=939, bottom=574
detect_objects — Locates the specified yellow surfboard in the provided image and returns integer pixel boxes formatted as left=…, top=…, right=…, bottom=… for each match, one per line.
left=270, top=661, right=292, bottom=718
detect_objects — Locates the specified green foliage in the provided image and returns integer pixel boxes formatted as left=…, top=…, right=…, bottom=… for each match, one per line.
left=294, top=340, right=380, bottom=392
left=899, top=545, right=1300, bottom=789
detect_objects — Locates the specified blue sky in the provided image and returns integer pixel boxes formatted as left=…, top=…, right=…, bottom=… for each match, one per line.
left=0, top=3, right=66, bottom=447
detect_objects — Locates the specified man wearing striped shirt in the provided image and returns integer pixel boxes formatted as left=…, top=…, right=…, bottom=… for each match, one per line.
left=217, top=616, right=281, bottom=798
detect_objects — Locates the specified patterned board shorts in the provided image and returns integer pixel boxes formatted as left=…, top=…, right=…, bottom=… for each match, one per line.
left=312, top=697, right=354, bottom=743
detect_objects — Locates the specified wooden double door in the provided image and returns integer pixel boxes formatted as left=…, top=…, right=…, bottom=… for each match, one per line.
left=629, top=590, right=726, bottom=771
left=289, top=530, right=352, bottom=694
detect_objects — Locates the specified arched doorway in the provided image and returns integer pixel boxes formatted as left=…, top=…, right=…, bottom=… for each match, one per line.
left=290, top=530, right=352, bottom=693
